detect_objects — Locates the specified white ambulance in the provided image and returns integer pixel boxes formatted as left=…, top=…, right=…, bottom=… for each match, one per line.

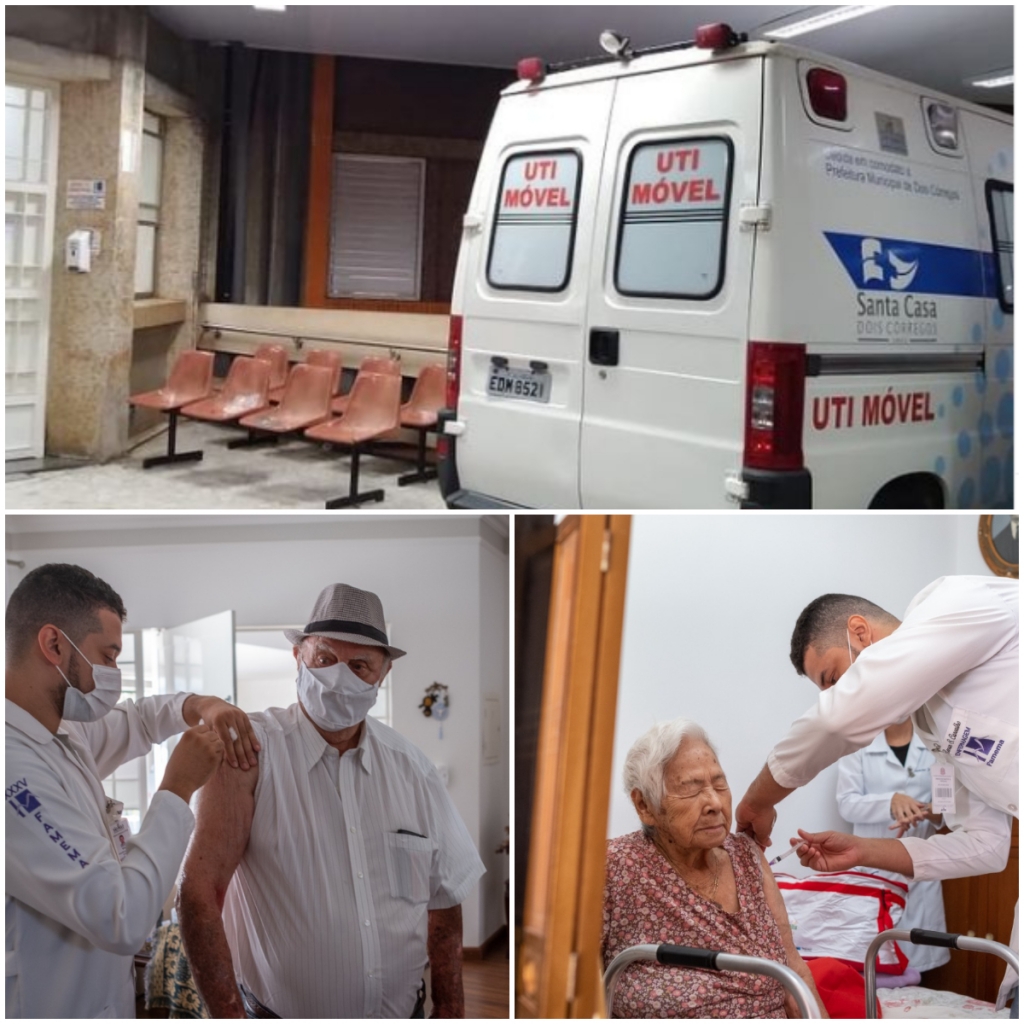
left=438, top=24, right=1014, bottom=509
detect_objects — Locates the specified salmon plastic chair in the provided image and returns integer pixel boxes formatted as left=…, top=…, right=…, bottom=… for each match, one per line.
left=257, top=344, right=291, bottom=402
left=305, top=372, right=402, bottom=509
left=237, top=363, right=334, bottom=443
left=128, top=350, right=214, bottom=469
left=305, top=349, right=344, bottom=397
left=397, top=363, right=447, bottom=487
left=331, top=356, right=401, bottom=415
left=180, top=356, right=271, bottom=433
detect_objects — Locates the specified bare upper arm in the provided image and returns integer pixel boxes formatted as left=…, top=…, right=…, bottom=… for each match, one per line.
left=754, top=842, right=802, bottom=960
left=181, top=758, right=259, bottom=907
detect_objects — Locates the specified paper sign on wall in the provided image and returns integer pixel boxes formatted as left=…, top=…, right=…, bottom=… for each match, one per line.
left=66, top=179, right=106, bottom=210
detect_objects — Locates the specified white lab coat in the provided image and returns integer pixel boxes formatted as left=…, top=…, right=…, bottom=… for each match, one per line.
left=836, top=733, right=949, bottom=971
left=5, top=694, right=195, bottom=1019
left=767, top=576, right=1018, bottom=1002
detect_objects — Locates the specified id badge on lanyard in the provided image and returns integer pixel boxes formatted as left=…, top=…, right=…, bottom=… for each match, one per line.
left=930, top=764, right=957, bottom=814
left=105, top=797, right=132, bottom=863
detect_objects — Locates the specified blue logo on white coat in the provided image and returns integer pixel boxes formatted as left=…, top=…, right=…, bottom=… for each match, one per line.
left=954, top=727, right=1004, bottom=767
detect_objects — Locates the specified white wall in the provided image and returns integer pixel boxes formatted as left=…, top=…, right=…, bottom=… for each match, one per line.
left=609, top=514, right=981, bottom=876
left=479, top=539, right=511, bottom=940
left=5, top=516, right=508, bottom=946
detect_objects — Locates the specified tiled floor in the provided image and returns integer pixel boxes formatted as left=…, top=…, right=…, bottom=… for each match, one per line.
left=6, top=420, right=447, bottom=511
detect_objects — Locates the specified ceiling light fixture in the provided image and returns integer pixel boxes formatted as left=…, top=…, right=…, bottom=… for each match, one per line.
left=970, top=71, right=1014, bottom=89
left=253, top=2, right=287, bottom=10
left=763, top=5, right=892, bottom=40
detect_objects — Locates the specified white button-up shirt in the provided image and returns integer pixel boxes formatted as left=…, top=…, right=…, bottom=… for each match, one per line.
left=768, top=576, right=1018, bottom=880
left=836, top=733, right=949, bottom=970
left=221, top=705, right=486, bottom=1019
left=5, top=694, right=194, bottom=1019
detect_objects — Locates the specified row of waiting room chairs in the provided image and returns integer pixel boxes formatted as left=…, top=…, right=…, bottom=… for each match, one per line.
left=129, top=345, right=446, bottom=508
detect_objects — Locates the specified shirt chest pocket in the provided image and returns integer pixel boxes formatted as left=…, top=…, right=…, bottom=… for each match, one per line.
left=384, top=831, right=434, bottom=905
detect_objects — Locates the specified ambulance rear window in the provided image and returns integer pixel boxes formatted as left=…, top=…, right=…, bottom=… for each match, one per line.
left=986, top=181, right=1014, bottom=314
left=615, top=137, right=732, bottom=300
left=487, top=150, right=582, bottom=292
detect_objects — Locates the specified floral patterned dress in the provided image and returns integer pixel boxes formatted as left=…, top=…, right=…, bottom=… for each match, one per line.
left=603, top=831, right=789, bottom=1019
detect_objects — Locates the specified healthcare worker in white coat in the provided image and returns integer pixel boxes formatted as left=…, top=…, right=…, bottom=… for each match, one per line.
left=5, top=563, right=260, bottom=1019
left=836, top=719, right=949, bottom=974
left=735, top=576, right=1018, bottom=1012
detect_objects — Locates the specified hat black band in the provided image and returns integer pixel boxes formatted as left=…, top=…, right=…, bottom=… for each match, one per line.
left=304, top=619, right=390, bottom=646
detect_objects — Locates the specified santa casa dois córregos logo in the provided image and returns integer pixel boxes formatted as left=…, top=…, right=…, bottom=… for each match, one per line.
left=860, top=237, right=921, bottom=291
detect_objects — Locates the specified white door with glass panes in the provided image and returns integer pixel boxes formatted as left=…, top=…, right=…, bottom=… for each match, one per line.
left=5, top=78, right=59, bottom=460
left=580, top=59, right=763, bottom=508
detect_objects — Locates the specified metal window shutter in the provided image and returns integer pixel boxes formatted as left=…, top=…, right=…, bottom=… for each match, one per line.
left=328, top=155, right=424, bottom=300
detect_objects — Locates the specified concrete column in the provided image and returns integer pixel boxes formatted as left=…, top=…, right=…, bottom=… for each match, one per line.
left=47, top=10, right=145, bottom=460
left=159, top=117, right=203, bottom=340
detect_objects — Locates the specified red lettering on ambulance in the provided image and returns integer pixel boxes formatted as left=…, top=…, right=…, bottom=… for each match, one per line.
left=504, top=186, right=573, bottom=210
left=656, top=148, right=702, bottom=174
left=524, top=160, right=557, bottom=182
left=832, top=396, right=847, bottom=430
left=812, top=397, right=830, bottom=431
left=863, top=395, right=880, bottom=427
left=632, top=183, right=653, bottom=205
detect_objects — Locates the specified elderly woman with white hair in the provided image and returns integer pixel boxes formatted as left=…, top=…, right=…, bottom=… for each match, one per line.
left=603, top=719, right=828, bottom=1019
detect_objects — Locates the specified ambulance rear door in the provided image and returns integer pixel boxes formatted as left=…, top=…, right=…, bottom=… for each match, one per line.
left=579, top=56, right=764, bottom=509
left=454, top=78, right=615, bottom=508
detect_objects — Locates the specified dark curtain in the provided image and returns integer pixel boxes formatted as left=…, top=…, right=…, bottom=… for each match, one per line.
left=215, top=46, right=312, bottom=306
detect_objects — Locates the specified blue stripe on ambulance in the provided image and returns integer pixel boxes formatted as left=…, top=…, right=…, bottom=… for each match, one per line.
left=824, top=232, right=1000, bottom=300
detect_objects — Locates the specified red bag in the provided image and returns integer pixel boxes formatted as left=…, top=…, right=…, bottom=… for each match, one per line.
left=807, top=957, right=881, bottom=1019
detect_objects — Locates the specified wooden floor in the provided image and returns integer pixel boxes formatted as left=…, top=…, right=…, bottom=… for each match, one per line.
left=464, top=934, right=511, bottom=1019
left=138, top=935, right=512, bottom=1018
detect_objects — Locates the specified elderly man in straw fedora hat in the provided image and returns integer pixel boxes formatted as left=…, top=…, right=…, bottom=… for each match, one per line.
left=178, top=584, right=485, bottom=1019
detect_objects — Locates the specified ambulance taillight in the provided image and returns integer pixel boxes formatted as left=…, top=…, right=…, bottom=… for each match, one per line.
left=446, top=315, right=464, bottom=414
left=517, top=58, right=547, bottom=84
left=743, top=343, right=807, bottom=472
left=806, top=68, right=848, bottom=122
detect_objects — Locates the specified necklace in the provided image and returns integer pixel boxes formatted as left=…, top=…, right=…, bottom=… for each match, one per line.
left=679, top=852, right=721, bottom=902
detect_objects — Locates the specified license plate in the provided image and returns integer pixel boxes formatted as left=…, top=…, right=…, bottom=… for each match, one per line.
left=487, top=365, right=552, bottom=404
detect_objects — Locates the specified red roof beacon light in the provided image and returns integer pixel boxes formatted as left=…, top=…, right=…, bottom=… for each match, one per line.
left=517, top=57, right=547, bottom=84
left=695, top=23, right=743, bottom=51
left=807, top=67, right=848, bottom=122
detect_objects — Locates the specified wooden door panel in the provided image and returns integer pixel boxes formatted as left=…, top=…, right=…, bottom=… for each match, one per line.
left=516, top=515, right=632, bottom=1019
left=921, top=818, right=1018, bottom=1002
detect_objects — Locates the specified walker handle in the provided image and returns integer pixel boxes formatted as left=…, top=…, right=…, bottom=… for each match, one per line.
left=908, top=929, right=960, bottom=948
left=656, top=945, right=721, bottom=970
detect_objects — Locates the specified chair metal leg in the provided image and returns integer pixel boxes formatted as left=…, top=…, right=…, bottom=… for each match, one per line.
left=326, top=445, right=386, bottom=509
left=227, top=429, right=279, bottom=450
left=397, top=429, right=438, bottom=487
left=142, top=410, right=205, bottom=469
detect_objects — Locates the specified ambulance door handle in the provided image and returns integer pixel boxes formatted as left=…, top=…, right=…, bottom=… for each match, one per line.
left=589, top=329, right=620, bottom=367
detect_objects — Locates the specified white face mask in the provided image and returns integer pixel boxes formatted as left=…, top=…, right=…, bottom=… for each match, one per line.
left=297, top=659, right=380, bottom=731
left=847, top=629, right=860, bottom=669
left=56, top=629, right=123, bottom=722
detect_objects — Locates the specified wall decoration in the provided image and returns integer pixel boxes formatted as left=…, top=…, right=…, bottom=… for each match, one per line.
left=978, top=515, right=1018, bottom=578
left=419, top=682, right=449, bottom=719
